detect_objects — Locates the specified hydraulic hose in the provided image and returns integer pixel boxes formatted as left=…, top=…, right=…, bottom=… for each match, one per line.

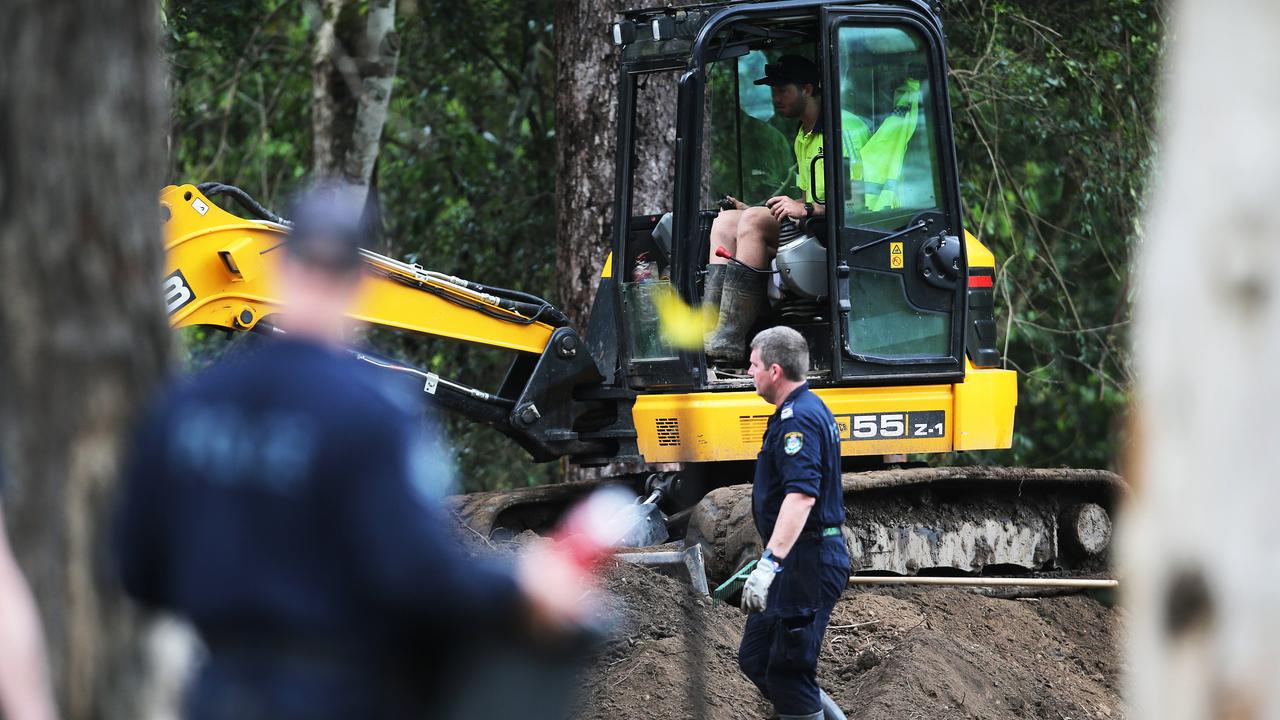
left=414, top=272, right=570, bottom=327
left=196, top=182, right=292, bottom=226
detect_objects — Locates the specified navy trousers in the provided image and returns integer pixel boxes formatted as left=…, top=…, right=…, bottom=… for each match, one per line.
left=738, top=537, right=848, bottom=716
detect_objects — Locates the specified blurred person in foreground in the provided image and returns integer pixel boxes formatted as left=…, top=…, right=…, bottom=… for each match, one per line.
left=115, top=183, right=596, bottom=720
left=738, top=327, right=849, bottom=720
left=0, top=461, right=57, bottom=720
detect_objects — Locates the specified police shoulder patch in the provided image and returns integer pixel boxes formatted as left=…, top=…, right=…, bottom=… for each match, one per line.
left=783, top=431, right=804, bottom=455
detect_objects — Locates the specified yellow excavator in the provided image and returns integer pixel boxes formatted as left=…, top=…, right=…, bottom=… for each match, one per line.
left=160, top=0, right=1121, bottom=584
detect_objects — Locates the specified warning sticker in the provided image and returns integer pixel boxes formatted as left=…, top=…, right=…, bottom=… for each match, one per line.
left=890, top=241, right=904, bottom=269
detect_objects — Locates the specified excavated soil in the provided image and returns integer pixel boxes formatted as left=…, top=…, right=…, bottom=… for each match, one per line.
left=571, top=560, right=1125, bottom=720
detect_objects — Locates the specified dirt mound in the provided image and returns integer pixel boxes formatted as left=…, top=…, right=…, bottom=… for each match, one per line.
left=572, top=560, right=773, bottom=719
left=821, top=589, right=1124, bottom=720
left=572, top=559, right=1125, bottom=720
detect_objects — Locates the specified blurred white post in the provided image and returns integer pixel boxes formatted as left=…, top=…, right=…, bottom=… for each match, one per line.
left=1127, top=1, right=1280, bottom=718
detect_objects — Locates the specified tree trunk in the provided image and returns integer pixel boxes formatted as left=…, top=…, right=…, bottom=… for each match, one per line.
left=0, top=0, right=169, bottom=717
left=1125, top=0, right=1280, bottom=717
left=554, top=0, right=624, bottom=329
left=312, top=0, right=400, bottom=209
left=555, top=1, right=686, bottom=327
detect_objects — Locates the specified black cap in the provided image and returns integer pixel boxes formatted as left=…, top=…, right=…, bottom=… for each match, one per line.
left=753, top=54, right=820, bottom=88
left=285, top=183, right=368, bottom=273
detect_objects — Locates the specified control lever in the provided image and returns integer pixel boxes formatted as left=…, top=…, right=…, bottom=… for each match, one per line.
left=713, top=246, right=776, bottom=275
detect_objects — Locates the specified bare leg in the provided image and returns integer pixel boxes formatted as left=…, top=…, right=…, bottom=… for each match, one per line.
left=705, top=206, right=775, bottom=364
left=708, top=210, right=742, bottom=266
left=733, top=206, right=780, bottom=269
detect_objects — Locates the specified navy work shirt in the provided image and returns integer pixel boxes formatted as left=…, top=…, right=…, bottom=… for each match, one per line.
left=116, top=338, right=520, bottom=715
left=752, top=383, right=845, bottom=543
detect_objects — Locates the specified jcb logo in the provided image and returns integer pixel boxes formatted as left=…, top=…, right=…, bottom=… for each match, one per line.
left=835, top=417, right=851, bottom=438
left=163, top=269, right=196, bottom=315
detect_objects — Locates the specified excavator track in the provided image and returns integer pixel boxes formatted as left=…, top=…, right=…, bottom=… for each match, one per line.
left=687, top=466, right=1125, bottom=583
left=450, top=467, right=1125, bottom=585
left=448, top=481, right=608, bottom=543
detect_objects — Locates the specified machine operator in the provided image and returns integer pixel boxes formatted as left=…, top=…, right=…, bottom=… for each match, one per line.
left=703, top=55, right=870, bottom=366
left=738, top=326, right=850, bottom=720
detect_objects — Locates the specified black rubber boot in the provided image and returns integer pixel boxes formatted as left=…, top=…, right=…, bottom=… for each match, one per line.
left=703, top=263, right=726, bottom=308
left=704, top=263, right=767, bottom=365
left=701, top=263, right=727, bottom=350
left=819, top=690, right=848, bottom=720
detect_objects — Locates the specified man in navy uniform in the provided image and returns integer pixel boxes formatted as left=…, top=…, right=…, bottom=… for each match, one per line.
left=115, top=184, right=591, bottom=720
left=737, top=326, right=849, bottom=720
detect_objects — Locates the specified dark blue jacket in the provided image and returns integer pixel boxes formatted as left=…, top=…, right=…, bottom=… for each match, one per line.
left=116, top=338, right=520, bottom=717
left=751, top=383, right=846, bottom=542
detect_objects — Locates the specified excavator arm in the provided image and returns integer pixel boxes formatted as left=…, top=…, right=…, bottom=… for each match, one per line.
left=162, top=183, right=562, bottom=352
left=162, top=183, right=624, bottom=463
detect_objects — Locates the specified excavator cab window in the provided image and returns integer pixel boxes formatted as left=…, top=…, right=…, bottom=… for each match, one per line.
left=838, top=26, right=943, bottom=231
left=703, top=49, right=800, bottom=207
left=618, top=67, right=686, bottom=374
left=826, top=18, right=967, bottom=378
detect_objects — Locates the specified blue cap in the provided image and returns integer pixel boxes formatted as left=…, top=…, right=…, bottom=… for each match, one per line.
left=285, top=183, right=369, bottom=273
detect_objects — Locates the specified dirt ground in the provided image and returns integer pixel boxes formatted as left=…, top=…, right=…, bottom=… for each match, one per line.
left=570, top=559, right=1125, bottom=720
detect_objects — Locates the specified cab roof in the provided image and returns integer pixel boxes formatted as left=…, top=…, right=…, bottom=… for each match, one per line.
left=616, top=0, right=942, bottom=66
left=622, top=0, right=940, bottom=24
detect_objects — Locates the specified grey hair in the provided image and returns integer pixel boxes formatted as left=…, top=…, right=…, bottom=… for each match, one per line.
left=750, top=326, right=809, bottom=381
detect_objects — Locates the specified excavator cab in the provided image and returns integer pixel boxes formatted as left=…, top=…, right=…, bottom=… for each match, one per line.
left=591, top=0, right=1015, bottom=466
left=607, top=1, right=985, bottom=391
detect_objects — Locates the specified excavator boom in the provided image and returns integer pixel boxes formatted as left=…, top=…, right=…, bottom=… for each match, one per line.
left=162, top=183, right=616, bottom=463
left=162, top=183, right=560, bottom=354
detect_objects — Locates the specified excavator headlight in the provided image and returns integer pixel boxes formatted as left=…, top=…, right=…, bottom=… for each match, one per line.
left=651, top=17, right=674, bottom=41
left=612, top=21, right=636, bottom=46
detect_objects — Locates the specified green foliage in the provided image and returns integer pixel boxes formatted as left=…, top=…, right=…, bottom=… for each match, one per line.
left=166, top=0, right=558, bottom=490
left=164, top=0, right=313, bottom=204
left=944, top=0, right=1162, bottom=469
left=372, top=1, right=559, bottom=489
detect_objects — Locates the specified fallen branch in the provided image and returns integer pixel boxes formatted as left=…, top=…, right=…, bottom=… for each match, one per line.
left=848, top=576, right=1118, bottom=589
left=828, top=619, right=883, bottom=631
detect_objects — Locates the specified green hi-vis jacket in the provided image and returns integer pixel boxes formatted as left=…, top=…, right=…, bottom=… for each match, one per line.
left=858, top=78, right=922, bottom=212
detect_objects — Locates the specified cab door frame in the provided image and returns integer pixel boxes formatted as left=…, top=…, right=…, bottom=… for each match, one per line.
left=612, top=57, right=707, bottom=390
left=819, top=4, right=970, bottom=383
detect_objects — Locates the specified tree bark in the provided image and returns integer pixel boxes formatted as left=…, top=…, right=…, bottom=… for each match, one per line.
left=312, top=0, right=400, bottom=208
left=0, top=0, right=169, bottom=717
left=555, top=0, right=685, bottom=330
left=554, top=0, right=623, bottom=328
left=1125, top=0, right=1280, bottom=717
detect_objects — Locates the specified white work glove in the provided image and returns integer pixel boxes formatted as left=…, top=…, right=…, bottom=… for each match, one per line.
left=740, top=553, right=781, bottom=613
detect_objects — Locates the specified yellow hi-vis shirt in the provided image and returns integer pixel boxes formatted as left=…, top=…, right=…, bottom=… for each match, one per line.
left=794, top=110, right=872, bottom=204
left=859, top=79, right=922, bottom=211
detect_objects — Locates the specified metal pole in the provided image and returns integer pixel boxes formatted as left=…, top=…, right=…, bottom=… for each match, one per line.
left=848, top=576, right=1118, bottom=589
